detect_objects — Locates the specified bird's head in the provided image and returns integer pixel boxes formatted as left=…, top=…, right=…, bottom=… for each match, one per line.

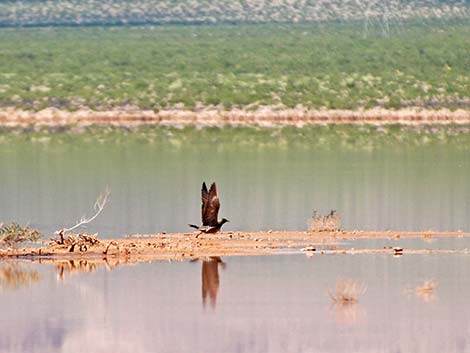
left=221, top=218, right=230, bottom=224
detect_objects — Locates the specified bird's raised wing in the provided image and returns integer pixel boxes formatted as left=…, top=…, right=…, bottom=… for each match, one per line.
left=201, top=182, right=210, bottom=223
left=201, top=182, right=209, bottom=205
left=202, top=182, right=220, bottom=226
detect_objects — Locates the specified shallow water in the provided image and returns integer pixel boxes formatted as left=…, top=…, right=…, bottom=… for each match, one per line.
left=1, top=253, right=470, bottom=353
left=0, top=128, right=469, bottom=237
left=338, top=236, right=470, bottom=251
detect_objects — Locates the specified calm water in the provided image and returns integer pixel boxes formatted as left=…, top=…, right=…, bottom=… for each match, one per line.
left=1, top=251, right=470, bottom=353
left=0, top=128, right=469, bottom=237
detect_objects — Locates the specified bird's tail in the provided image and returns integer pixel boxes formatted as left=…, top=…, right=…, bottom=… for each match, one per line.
left=188, top=224, right=200, bottom=230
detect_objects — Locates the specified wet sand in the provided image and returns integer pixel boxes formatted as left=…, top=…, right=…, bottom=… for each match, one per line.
left=1, top=230, right=469, bottom=262
left=0, top=107, right=469, bottom=127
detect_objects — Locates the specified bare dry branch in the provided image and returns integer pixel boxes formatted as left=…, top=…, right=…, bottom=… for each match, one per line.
left=56, top=187, right=110, bottom=235
left=103, top=241, right=119, bottom=255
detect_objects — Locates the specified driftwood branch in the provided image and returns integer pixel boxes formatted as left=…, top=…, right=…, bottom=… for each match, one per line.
left=56, top=188, right=110, bottom=235
left=103, top=241, right=119, bottom=255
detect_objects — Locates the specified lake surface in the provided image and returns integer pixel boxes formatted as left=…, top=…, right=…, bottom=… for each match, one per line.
left=1, top=127, right=469, bottom=352
left=0, top=127, right=469, bottom=236
left=1, top=250, right=470, bottom=353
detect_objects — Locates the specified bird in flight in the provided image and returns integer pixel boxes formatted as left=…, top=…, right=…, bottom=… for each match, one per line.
left=189, top=182, right=229, bottom=235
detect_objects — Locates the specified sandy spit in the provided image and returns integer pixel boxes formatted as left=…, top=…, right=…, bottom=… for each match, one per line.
left=0, top=107, right=470, bottom=127
left=1, top=230, right=469, bottom=262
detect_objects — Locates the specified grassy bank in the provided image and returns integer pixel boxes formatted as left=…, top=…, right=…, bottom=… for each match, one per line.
left=0, top=21, right=469, bottom=111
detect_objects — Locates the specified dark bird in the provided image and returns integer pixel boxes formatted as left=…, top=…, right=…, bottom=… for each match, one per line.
left=189, top=182, right=229, bottom=235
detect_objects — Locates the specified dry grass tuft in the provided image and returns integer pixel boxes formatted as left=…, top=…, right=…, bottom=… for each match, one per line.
left=309, top=210, right=341, bottom=232
left=329, top=278, right=366, bottom=305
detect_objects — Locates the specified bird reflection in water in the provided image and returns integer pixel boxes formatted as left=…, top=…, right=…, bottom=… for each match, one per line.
left=200, top=256, right=225, bottom=309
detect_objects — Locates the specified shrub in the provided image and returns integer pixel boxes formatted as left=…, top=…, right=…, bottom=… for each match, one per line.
left=0, top=223, right=42, bottom=248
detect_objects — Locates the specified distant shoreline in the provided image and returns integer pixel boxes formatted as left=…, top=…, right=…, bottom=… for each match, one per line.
left=0, top=107, right=469, bottom=127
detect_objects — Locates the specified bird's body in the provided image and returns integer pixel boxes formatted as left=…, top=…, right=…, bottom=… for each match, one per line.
left=189, top=182, right=229, bottom=235
left=188, top=224, right=220, bottom=233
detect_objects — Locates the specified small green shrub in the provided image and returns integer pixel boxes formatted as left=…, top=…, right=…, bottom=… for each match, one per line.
left=0, top=223, right=42, bottom=248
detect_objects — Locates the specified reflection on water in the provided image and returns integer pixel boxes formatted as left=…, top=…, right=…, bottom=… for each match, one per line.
left=414, top=279, right=439, bottom=303
left=331, top=300, right=366, bottom=326
left=0, top=253, right=469, bottom=353
left=201, top=257, right=225, bottom=309
left=54, top=258, right=124, bottom=281
left=55, top=260, right=98, bottom=281
left=328, top=278, right=366, bottom=325
left=53, top=260, right=104, bottom=281
left=0, top=262, right=41, bottom=290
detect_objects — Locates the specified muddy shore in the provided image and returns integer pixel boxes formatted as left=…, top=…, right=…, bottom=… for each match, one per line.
left=1, top=230, right=469, bottom=262
left=1, top=108, right=469, bottom=127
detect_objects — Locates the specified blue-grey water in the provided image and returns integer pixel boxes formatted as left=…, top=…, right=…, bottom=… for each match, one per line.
left=1, top=129, right=469, bottom=352
left=0, top=130, right=469, bottom=237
